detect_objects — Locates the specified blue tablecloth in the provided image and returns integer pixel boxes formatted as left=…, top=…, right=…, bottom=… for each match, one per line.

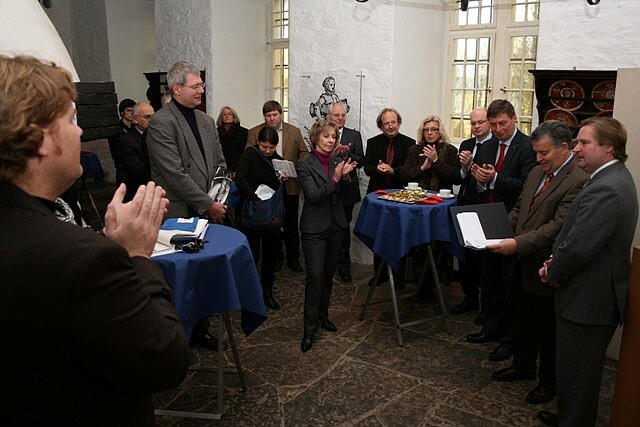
left=80, top=151, right=104, bottom=181
left=354, top=191, right=464, bottom=271
left=153, top=224, right=267, bottom=337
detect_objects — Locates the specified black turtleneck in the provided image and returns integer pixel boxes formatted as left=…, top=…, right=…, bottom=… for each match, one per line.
left=173, top=100, right=206, bottom=162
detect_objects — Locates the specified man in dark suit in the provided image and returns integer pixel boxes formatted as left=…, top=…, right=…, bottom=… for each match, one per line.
left=450, top=107, right=493, bottom=316
left=108, top=97, right=135, bottom=185
left=147, top=61, right=228, bottom=350
left=487, top=121, right=589, bottom=406
left=118, top=101, right=154, bottom=202
left=0, top=54, right=189, bottom=426
left=364, top=107, right=415, bottom=286
left=466, top=99, right=537, bottom=362
left=327, top=101, right=365, bottom=283
left=537, top=117, right=638, bottom=427
left=246, top=100, right=309, bottom=273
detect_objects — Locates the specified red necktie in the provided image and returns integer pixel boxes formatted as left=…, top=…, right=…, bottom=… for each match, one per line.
left=487, top=143, right=506, bottom=203
left=495, top=142, right=506, bottom=172
left=386, top=139, right=394, bottom=165
left=530, top=173, right=554, bottom=209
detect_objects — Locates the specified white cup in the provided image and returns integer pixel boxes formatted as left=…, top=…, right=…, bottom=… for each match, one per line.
left=407, top=182, right=419, bottom=190
left=439, top=189, right=452, bottom=197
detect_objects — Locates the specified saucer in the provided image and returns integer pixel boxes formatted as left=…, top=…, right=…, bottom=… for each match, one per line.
left=437, top=193, right=455, bottom=199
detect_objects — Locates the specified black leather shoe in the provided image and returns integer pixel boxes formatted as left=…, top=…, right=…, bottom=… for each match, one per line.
left=449, top=298, right=479, bottom=314
left=287, top=260, right=303, bottom=273
left=465, top=331, right=496, bottom=344
left=339, top=271, right=352, bottom=283
left=300, top=335, right=313, bottom=353
left=488, top=343, right=513, bottom=361
left=526, top=383, right=557, bottom=404
left=492, top=366, right=536, bottom=382
left=537, top=410, right=558, bottom=426
left=189, top=330, right=228, bottom=351
left=263, top=291, right=281, bottom=310
left=320, top=318, right=338, bottom=332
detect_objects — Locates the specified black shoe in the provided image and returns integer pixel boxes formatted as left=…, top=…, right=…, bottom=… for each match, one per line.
left=492, top=365, right=536, bottom=382
left=526, top=383, right=556, bottom=404
left=474, top=312, right=485, bottom=326
left=300, top=335, right=313, bottom=353
left=263, top=290, right=281, bottom=310
left=449, top=298, right=479, bottom=314
left=320, top=318, right=338, bottom=332
left=466, top=331, right=497, bottom=344
left=287, top=260, right=303, bottom=273
left=189, top=330, right=228, bottom=351
left=488, top=343, right=513, bottom=361
left=537, top=410, right=558, bottom=426
left=339, top=271, right=352, bottom=283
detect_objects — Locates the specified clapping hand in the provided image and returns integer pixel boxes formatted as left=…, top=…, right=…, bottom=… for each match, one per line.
left=104, top=182, right=169, bottom=258
left=334, top=158, right=357, bottom=181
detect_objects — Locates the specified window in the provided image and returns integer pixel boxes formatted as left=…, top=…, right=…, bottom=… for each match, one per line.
left=447, top=0, right=539, bottom=140
left=270, top=0, right=289, bottom=121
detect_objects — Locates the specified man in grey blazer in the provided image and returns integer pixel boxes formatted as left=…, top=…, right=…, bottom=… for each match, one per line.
left=537, top=117, right=638, bottom=427
left=147, top=61, right=227, bottom=221
left=327, top=101, right=365, bottom=283
left=487, top=121, right=588, bottom=405
left=146, top=61, right=228, bottom=350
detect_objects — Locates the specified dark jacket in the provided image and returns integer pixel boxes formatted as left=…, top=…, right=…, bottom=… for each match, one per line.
left=401, top=140, right=460, bottom=191
left=118, top=127, right=151, bottom=202
left=0, top=182, right=189, bottom=426
left=364, top=132, right=414, bottom=193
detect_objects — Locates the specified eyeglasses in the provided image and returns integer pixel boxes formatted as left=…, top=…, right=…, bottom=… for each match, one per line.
left=423, top=127, right=440, bottom=133
left=179, top=82, right=206, bottom=90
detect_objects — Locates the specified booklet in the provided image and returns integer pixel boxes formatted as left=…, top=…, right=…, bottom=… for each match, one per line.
left=450, top=203, right=513, bottom=250
left=152, top=217, right=208, bottom=256
left=272, top=159, right=297, bottom=178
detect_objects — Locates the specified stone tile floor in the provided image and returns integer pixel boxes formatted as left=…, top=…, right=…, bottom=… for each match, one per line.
left=153, top=262, right=616, bottom=426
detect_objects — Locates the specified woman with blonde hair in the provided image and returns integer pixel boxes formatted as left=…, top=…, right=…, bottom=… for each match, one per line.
left=401, top=115, right=460, bottom=191
left=296, top=119, right=356, bottom=353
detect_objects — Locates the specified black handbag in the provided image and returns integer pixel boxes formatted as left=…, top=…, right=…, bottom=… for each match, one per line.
left=240, top=147, right=285, bottom=231
left=240, top=185, right=284, bottom=231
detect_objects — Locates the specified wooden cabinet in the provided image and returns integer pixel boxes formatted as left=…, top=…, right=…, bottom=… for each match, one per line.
left=529, top=70, right=617, bottom=135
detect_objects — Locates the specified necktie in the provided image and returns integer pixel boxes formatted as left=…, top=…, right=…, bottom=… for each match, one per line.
left=495, top=142, right=506, bottom=172
left=530, top=173, right=554, bottom=209
left=386, top=139, right=394, bottom=165
left=487, top=142, right=506, bottom=203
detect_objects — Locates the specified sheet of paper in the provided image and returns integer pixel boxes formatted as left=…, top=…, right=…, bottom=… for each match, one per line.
left=255, top=184, right=275, bottom=201
left=272, top=159, right=297, bottom=178
left=456, top=212, right=503, bottom=250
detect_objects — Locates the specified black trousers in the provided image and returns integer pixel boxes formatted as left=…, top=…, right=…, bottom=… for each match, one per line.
left=458, top=248, right=481, bottom=303
left=337, top=202, right=354, bottom=275
left=282, top=192, right=301, bottom=263
left=246, top=230, right=280, bottom=291
left=301, top=220, right=342, bottom=335
left=512, top=273, right=556, bottom=385
left=479, top=252, right=513, bottom=341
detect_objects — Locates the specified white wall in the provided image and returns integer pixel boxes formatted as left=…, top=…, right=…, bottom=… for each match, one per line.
left=211, top=0, right=270, bottom=127
left=537, top=0, right=640, bottom=70
left=105, top=0, right=156, bottom=103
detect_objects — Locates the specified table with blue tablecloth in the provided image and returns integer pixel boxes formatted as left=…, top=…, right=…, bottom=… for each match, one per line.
left=153, top=224, right=266, bottom=421
left=354, top=191, right=463, bottom=346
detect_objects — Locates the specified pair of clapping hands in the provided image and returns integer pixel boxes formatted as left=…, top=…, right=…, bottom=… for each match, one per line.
left=334, top=143, right=357, bottom=181
left=459, top=149, right=495, bottom=184
left=103, top=182, right=169, bottom=259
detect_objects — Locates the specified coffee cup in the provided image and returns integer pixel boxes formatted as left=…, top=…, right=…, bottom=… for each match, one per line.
left=407, top=182, right=419, bottom=190
left=439, top=189, right=452, bottom=197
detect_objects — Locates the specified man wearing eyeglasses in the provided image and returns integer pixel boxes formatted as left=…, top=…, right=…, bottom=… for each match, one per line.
left=118, top=101, right=154, bottom=202
left=147, top=61, right=228, bottom=351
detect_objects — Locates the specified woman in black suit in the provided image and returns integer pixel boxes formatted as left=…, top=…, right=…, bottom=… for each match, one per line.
left=235, top=126, right=287, bottom=309
left=297, top=120, right=357, bottom=353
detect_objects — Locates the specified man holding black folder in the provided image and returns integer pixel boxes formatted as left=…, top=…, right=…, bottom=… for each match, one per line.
left=486, top=121, right=588, bottom=406
left=465, top=99, right=537, bottom=363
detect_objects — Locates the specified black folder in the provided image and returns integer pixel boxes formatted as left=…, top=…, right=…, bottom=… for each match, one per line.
left=449, top=203, right=514, bottom=248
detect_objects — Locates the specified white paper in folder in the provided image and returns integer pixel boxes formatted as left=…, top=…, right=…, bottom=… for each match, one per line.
left=456, top=212, right=504, bottom=250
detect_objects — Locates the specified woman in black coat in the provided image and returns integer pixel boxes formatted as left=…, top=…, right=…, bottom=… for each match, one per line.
left=235, top=127, right=287, bottom=309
